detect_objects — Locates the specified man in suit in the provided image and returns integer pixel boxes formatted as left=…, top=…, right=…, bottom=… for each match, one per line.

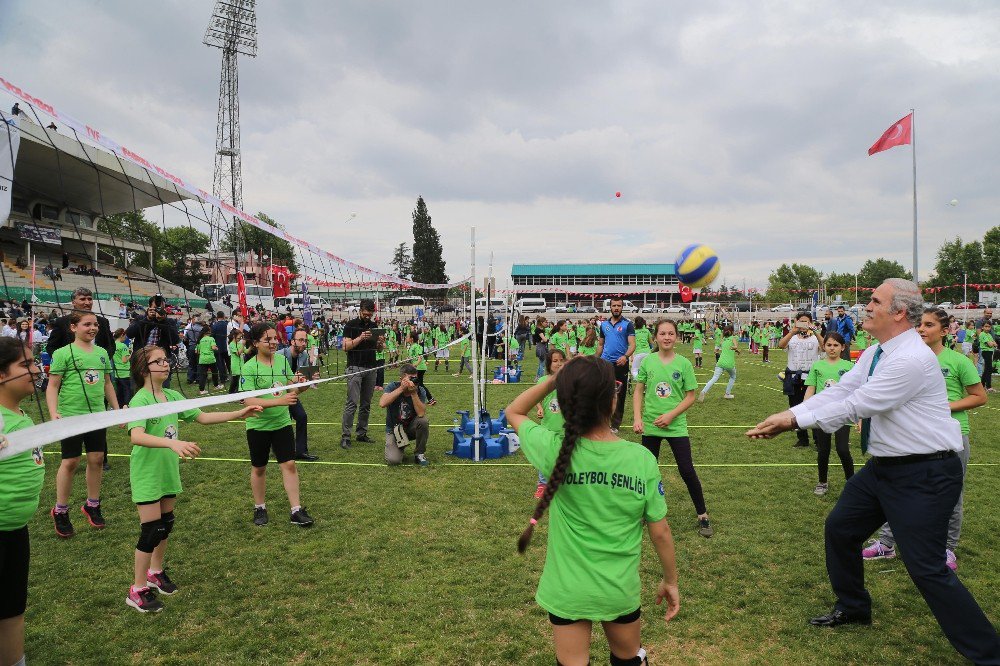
left=748, top=279, right=999, bottom=664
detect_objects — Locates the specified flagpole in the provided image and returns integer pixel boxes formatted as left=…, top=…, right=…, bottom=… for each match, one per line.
left=911, top=108, right=918, bottom=284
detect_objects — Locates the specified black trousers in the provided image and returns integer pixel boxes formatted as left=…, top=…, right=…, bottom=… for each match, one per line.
left=640, top=436, right=707, bottom=515
left=815, top=426, right=854, bottom=483
left=786, top=374, right=810, bottom=445
left=982, top=350, right=994, bottom=390
left=289, top=400, right=309, bottom=455
left=611, top=360, right=630, bottom=431
left=825, top=455, right=1000, bottom=663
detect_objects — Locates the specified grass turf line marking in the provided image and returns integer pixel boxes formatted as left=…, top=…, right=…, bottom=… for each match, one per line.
left=221, top=421, right=759, bottom=428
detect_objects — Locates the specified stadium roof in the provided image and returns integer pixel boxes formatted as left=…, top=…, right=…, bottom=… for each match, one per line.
left=511, top=263, right=676, bottom=276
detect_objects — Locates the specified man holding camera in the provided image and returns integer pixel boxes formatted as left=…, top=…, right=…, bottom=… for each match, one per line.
left=379, top=364, right=430, bottom=466
left=340, top=299, right=384, bottom=450
left=125, top=297, right=181, bottom=387
left=778, top=311, right=823, bottom=448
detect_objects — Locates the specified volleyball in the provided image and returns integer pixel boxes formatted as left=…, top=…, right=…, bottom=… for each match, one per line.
left=675, top=243, right=720, bottom=288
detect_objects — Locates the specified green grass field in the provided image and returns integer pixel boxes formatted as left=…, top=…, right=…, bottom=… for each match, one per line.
left=20, top=342, right=1000, bottom=665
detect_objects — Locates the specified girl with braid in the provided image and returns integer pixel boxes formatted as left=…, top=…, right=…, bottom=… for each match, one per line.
left=506, top=355, right=680, bottom=666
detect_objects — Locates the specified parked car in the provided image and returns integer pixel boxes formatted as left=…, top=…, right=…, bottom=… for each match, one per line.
left=434, top=304, right=456, bottom=313
left=578, top=306, right=598, bottom=313
left=771, top=303, right=794, bottom=312
left=954, top=302, right=978, bottom=309
left=938, top=301, right=953, bottom=309
left=554, top=305, right=569, bottom=313
left=640, top=305, right=657, bottom=313
left=662, top=305, right=687, bottom=314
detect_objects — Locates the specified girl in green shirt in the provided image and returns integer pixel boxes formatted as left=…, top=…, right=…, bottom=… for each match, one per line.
left=196, top=327, right=219, bottom=395
left=691, top=324, right=704, bottom=368
left=227, top=329, right=245, bottom=394
left=0, top=338, right=45, bottom=664
left=803, top=333, right=855, bottom=496
left=453, top=328, right=472, bottom=377
left=532, top=348, right=567, bottom=498
left=112, top=328, right=133, bottom=407
left=406, top=330, right=434, bottom=405
left=630, top=316, right=653, bottom=380
left=633, top=320, right=713, bottom=537
left=699, top=326, right=739, bottom=400
left=548, top=320, right=571, bottom=358
left=576, top=325, right=597, bottom=357
left=125, top=345, right=260, bottom=613
left=506, top=356, right=679, bottom=665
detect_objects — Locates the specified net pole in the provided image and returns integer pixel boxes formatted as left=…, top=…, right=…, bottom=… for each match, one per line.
left=470, top=227, right=480, bottom=461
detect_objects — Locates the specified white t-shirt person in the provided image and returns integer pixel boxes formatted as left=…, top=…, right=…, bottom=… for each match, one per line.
left=786, top=332, right=820, bottom=372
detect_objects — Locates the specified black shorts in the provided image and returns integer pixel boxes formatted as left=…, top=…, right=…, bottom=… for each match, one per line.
left=61, top=428, right=108, bottom=459
left=549, top=608, right=640, bottom=626
left=247, top=425, right=295, bottom=468
left=0, top=526, right=30, bottom=619
left=136, top=493, right=177, bottom=506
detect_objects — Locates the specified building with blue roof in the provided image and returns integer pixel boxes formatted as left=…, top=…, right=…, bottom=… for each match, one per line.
left=511, top=263, right=681, bottom=308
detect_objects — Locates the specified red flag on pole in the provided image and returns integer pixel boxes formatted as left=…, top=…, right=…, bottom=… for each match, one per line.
left=868, top=113, right=913, bottom=155
left=237, top=272, right=249, bottom=318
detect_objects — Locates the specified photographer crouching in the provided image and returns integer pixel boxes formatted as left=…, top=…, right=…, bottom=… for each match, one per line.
left=380, top=364, right=430, bottom=466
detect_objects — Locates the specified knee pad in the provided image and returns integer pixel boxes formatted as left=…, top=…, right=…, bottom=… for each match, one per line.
left=161, top=511, right=175, bottom=538
left=610, top=647, right=647, bottom=666
left=136, top=519, right=167, bottom=553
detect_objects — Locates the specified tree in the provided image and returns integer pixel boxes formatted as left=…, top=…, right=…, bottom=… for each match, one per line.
left=982, top=226, right=1000, bottom=285
left=220, top=212, right=298, bottom=275
left=932, top=238, right=981, bottom=302
left=410, top=196, right=447, bottom=296
left=159, top=226, right=211, bottom=293
left=390, top=242, right=412, bottom=280
left=97, top=211, right=162, bottom=269
left=857, top=258, right=912, bottom=288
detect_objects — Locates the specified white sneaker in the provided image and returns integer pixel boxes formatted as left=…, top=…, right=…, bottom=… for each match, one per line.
left=814, top=482, right=829, bottom=496
left=723, top=393, right=734, bottom=399
left=199, top=390, right=208, bottom=395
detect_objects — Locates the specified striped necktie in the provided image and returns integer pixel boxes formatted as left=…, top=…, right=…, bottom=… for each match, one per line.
left=859, top=345, right=883, bottom=454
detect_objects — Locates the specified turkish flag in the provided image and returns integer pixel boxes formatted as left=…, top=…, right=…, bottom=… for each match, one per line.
left=680, top=285, right=693, bottom=303
left=868, top=113, right=912, bottom=155
left=237, top=272, right=249, bottom=318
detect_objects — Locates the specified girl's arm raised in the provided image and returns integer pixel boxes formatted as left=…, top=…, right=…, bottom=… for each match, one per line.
left=195, top=405, right=262, bottom=425
left=506, top=375, right=555, bottom=431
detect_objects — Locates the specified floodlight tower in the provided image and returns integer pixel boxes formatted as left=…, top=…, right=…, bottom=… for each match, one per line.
left=204, top=0, right=257, bottom=253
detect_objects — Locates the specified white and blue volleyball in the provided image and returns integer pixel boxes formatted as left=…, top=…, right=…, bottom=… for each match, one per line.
left=675, top=244, right=720, bottom=288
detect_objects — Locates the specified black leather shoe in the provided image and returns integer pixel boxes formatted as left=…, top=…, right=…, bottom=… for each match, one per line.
left=295, top=453, right=318, bottom=462
left=809, top=609, right=871, bottom=627
left=355, top=434, right=373, bottom=443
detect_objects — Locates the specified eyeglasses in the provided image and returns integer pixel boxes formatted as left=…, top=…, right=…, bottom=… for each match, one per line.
left=148, top=358, right=170, bottom=366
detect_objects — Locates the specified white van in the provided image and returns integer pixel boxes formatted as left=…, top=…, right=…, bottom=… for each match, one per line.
left=602, top=299, right=639, bottom=313
left=276, top=295, right=331, bottom=313
left=475, top=297, right=508, bottom=312
left=514, top=297, right=547, bottom=313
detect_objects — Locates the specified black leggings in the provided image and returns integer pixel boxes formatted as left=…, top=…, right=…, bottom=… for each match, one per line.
left=640, top=436, right=707, bottom=515
left=982, top=351, right=994, bottom=390
left=198, top=363, right=218, bottom=391
left=815, top=426, right=854, bottom=483
left=415, top=369, right=434, bottom=401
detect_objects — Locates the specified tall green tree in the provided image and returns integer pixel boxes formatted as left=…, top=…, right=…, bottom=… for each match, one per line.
left=97, top=211, right=162, bottom=269
left=158, top=226, right=211, bottom=293
left=932, top=237, right=981, bottom=301
left=410, top=196, right=447, bottom=296
left=982, top=225, right=1000, bottom=285
left=390, top=242, right=412, bottom=280
left=220, top=212, right=298, bottom=275
left=857, top=258, right=912, bottom=287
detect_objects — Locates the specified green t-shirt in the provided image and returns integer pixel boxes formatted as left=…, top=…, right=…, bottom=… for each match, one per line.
left=386, top=330, right=398, bottom=351
left=549, top=332, right=568, bottom=354
left=0, top=406, right=44, bottom=530
left=436, top=330, right=450, bottom=347
left=113, top=340, right=131, bottom=378
left=516, top=421, right=668, bottom=620
left=307, top=334, right=317, bottom=349
left=508, top=336, right=521, bottom=351
left=197, top=336, right=217, bottom=365
left=577, top=343, right=597, bottom=356
left=937, top=347, right=981, bottom=434
left=979, top=331, right=997, bottom=349
left=634, top=328, right=653, bottom=354
left=692, top=331, right=704, bottom=350
left=855, top=330, right=869, bottom=350
left=717, top=336, right=737, bottom=369
left=127, top=388, right=202, bottom=503
left=50, top=342, right=111, bottom=416
left=239, top=355, right=294, bottom=431
left=409, top=343, right=427, bottom=371
left=576, top=325, right=586, bottom=341
left=806, top=358, right=854, bottom=394
left=637, top=353, right=698, bottom=438
left=540, top=390, right=564, bottom=433
left=459, top=338, right=470, bottom=358
left=229, top=341, right=243, bottom=377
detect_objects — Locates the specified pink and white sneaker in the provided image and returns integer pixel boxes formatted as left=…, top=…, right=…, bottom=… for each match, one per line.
left=861, top=540, right=896, bottom=560
left=945, top=549, right=958, bottom=571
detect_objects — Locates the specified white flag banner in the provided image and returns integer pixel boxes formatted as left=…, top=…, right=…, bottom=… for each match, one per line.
left=0, top=114, right=18, bottom=226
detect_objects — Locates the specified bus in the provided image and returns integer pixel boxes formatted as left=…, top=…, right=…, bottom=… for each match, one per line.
left=200, top=283, right=276, bottom=312
left=389, top=295, right=426, bottom=317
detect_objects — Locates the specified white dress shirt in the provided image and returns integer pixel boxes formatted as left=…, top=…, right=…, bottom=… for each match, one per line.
left=786, top=333, right=820, bottom=372
left=790, top=328, right=961, bottom=457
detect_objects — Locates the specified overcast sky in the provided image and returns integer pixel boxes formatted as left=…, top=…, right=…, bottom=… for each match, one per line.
left=2, top=1, right=999, bottom=288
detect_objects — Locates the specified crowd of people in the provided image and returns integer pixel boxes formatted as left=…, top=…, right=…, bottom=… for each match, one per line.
left=0, top=287, right=998, bottom=665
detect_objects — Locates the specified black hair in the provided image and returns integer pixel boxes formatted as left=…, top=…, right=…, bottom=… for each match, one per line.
left=795, top=311, right=813, bottom=322
left=544, top=348, right=566, bottom=374
left=518, top=356, right=616, bottom=553
left=923, top=307, right=949, bottom=331
left=823, top=331, right=846, bottom=346
left=0, top=337, right=31, bottom=377
left=635, top=315, right=646, bottom=329
left=244, top=322, right=275, bottom=361
left=400, top=363, right=418, bottom=376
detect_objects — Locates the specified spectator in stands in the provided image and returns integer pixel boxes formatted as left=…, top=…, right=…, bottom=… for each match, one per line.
left=1, top=319, right=16, bottom=337
left=62, top=251, right=69, bottom=269
left=211, top=311, right=230, bottom=384
left=15, top=255, right=26, bottom=268
left=54, top=268, right=62, bottom=281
